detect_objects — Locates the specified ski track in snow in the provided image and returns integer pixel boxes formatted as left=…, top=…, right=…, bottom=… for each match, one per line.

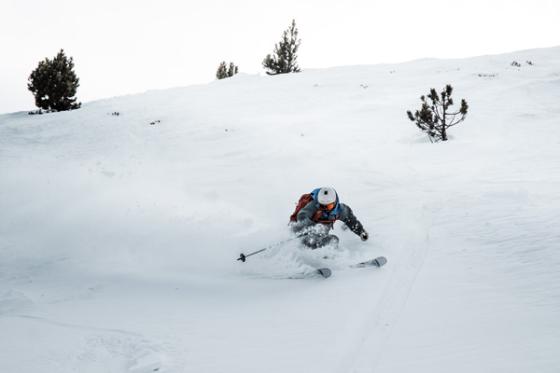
left=338, top=217, right=432, bottom=373
left=0, top=315, right=166, bottom=373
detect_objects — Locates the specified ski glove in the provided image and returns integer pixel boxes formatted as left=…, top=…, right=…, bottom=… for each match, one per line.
left=360, top=231, right=369, bottom=241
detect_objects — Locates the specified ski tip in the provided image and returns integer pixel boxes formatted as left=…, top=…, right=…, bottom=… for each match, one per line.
left=374, top=256, right=388, bottom=267
left=351, top=256, right=388, bottom=269
left=317, top=268, right=332, bottom=278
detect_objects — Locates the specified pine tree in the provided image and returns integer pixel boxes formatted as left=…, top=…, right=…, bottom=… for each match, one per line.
left=227, top=62, right=239, bottom=77
left=28, top=49, right=81, bottom=112
left=216, top=61, right=239, bottom=80
left=216, top=62, right=228, bottom=79
left=407, top=85, right=469, bottom=142
left=262, top=19, right=301, bottom=75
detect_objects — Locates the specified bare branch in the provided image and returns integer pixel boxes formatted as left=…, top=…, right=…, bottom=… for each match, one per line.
left=448, top=116, right=466, bottom=128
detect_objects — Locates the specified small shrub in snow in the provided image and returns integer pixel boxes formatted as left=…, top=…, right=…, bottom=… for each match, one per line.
left=216, top=62, right=239, bottom=80
left=262, top=19, right=301, bottom=75
left=477, top=73, right=497, bottom=78
left=28, top=49, right=81, bottom=112
left=407, top=84, right=469, bottom=142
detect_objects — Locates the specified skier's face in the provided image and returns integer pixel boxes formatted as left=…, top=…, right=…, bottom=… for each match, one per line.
left=320, top=202, right=336, bottom=211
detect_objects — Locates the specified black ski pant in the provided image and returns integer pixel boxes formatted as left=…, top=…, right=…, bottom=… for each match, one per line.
left=301, top=233, right=339, bottom=249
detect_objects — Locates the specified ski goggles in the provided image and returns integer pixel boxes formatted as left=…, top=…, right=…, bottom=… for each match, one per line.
left=320, top=202, right=336, bottom=211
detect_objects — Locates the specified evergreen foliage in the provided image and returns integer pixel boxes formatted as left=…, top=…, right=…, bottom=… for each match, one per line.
left=262, top=19, right=301, bottom=75
left=216, top=61, right=239, bottom=80
left=28, top=49, right=81, bottom=112
left=407, top=85, right=469, bottom=142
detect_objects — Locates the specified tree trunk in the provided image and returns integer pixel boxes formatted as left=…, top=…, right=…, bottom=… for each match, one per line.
left=441, top=100, right=448, bottom=141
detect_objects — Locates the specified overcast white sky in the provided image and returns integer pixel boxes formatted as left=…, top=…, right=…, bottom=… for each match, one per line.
left=1, top=0, right=559, bottom=113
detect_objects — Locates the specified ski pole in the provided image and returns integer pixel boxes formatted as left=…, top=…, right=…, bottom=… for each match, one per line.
left=237, top=248, right=267, bottom=262
left=236, top=235, right=303, bottom=262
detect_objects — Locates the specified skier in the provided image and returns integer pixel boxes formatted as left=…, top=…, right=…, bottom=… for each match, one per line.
left=289, top=187, right=369, bottom=249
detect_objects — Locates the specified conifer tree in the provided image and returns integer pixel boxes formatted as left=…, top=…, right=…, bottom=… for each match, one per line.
left=227, top=62, right=239, bottom=77
left=216, top=61, right=239, bottom=79
left=407, top=84, right=469, bottom=142
left=262, top=19, right=301, bottom=75
left=216, top=62, right=228, bottom=79
left=28, top=49, right=81, bottom=111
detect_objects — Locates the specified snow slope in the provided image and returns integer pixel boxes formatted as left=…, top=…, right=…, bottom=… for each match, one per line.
left=1, top=46, right=560, bottom=373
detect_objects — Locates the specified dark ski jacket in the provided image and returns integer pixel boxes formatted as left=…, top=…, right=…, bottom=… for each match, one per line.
left=291, top=199, right=366, bottom=237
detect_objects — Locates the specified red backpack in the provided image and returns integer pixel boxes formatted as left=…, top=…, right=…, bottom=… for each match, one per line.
left=289, top=193, right=314, bottom=222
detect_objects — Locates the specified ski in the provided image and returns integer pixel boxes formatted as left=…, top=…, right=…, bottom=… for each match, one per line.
left=286, top=257, right=385, bottom=278
left=288, top=257, right=385, bottom=279
left=350, top=256, right=387, bottom=268
left=287, top=267, right=332, bottom=279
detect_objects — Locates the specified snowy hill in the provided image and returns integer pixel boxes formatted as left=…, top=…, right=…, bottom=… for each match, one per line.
left=1, top=46, right=560, bottom=373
